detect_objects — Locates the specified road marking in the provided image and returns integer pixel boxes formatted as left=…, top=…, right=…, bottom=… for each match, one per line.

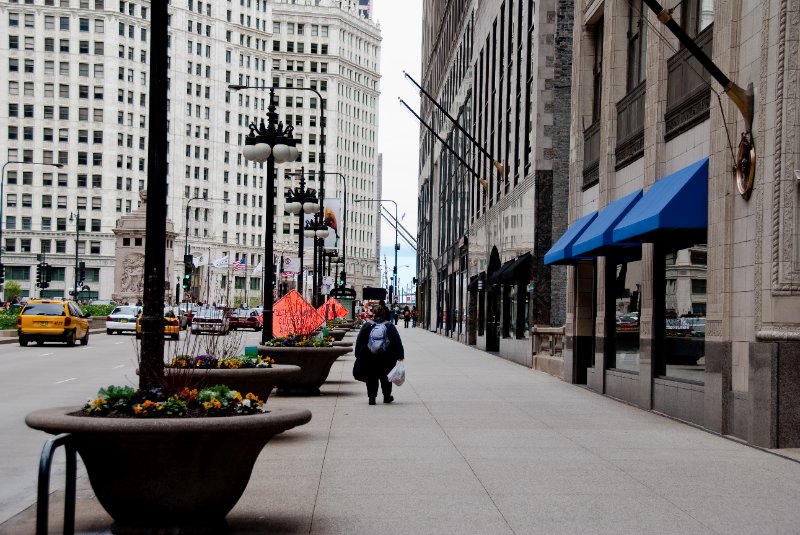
left=113, top=365, right=125, bottom=369
left=40, top=353, right=54, bottom=357
left=55, top=378, right=77, bottom=384
left=114, top=342, right=125, bottom=345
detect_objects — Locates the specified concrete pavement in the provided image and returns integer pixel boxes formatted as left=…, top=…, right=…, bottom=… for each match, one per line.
left=4, top=326, right=800, bottom=534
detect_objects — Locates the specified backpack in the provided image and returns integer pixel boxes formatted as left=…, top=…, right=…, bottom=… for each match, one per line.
left=367, top=321, right=390, bottom=354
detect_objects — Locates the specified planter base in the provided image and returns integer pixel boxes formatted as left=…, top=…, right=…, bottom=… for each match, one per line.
left=258, top=345, right=351, bottom=394
left=26, top=406, right=311, bottom=532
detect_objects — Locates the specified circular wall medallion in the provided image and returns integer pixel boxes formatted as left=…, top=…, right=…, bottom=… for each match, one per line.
left=735, top=133, right=756, bottom=200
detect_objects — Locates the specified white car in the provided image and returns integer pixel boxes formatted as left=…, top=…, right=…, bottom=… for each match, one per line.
left=106, top=306, right=142, bottom=335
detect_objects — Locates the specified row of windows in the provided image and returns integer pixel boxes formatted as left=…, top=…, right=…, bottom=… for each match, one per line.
left=5, top=172, right=145, bottom=195
left=6, top=194, right=103, bottom=209
left=10, top=1, right=104, bottom=9
left=273, top=22, right=329, bottom=37
left=4, top=265, right=100, bottom=283
left=7, top=78, right=106, bottom=100
left=272, top=59, right=329, bottom=73
left=7, top=127, right=104, bottom=145
left=6, top=215, right=102, bottom=231
left=9, top=34, right=104, bottom=52
left=4, top=238, right=102, bottom=256
left=273, top=41, right=329, bottom=55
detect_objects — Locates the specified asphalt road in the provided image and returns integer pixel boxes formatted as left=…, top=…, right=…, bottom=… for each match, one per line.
left=0, top=327, right=264, bottom=525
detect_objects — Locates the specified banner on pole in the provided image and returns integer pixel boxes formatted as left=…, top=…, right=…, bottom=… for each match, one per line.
left=282, top=256, right=301, bottom=273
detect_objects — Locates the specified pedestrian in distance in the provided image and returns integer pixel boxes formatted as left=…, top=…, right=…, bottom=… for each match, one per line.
left=392, top=302, right=400, bottom=325
left=411, top=306, right=418, bottom=328
left=402, top=305, right=411, bottom=328
left=353, top=304, right=405, bottom=405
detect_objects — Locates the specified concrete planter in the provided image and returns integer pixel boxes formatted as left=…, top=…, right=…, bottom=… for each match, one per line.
left=329, top=329, right=348, bottom=341
left=25, top=406, right=312, bottom=533
left=258, top=345, right=351, bottom=394
left=332, top=340, right=353, bottom=349
left=164, top=364, right=301, bottom=401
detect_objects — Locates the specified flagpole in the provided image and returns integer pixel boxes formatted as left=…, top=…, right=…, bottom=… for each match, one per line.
left=244, top=263, right=249, bottom=308
left=205, top=247, right=211, bottom=304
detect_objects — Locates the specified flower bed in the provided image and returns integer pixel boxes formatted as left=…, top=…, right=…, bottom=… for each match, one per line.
left=264, top=335, right=334, bottom=348
left=169, top=354, right=275, bottom=369
left=82, top=384, right=265, bottom=418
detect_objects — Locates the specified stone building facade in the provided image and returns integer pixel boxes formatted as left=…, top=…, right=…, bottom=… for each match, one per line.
left=549, top=0, right=800, bottom=447
left=417, top=0, right=573, bottom=366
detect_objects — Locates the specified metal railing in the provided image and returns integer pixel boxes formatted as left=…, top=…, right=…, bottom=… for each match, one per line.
left=36, top=433, right=76, bottom=535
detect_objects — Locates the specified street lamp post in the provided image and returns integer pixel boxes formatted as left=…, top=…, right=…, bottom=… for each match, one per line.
left=355, top=198, right=398, bottom=302
left=68, top=208, right=82, bottom=299
left=284, top=168, right=318, bottom=298
left=240, top=89, right=300, bottom=344
left=0, top=161, right=63, bottom=267
left=289, top=170, right=349, bottom=295
left=230, top=83, right=326, bottom=306
left=304, top=214, right=329, bottom=305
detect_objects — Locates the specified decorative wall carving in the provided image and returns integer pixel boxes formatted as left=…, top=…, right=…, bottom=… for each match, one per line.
left=120, top=253, right=145, bottom=295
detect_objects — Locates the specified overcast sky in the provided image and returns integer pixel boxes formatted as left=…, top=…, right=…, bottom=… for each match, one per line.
left=371, top=0, right=423, bottom=300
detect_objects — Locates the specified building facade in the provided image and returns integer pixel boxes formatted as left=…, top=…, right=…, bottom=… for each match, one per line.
left=548, top=0, right=800, bottom=448
left=0, top=0, right=381, bottom=304
left=417, top=0, right=573, bottom=366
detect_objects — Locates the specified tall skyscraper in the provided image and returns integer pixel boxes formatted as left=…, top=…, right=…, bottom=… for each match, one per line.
left=0, top=0, right=381, bottom=303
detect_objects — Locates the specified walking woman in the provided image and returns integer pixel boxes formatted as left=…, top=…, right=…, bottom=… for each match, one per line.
left=353, top=304, right=405, bottom=405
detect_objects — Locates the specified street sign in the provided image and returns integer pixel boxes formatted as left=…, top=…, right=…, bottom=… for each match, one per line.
left=322, top=276, right=334, bottom=286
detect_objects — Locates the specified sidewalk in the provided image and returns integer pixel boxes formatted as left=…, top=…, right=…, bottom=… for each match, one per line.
left=4, top=327, right=800, bottom=534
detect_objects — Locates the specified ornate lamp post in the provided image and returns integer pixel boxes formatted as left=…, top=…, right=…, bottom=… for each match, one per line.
left=240, top=89, right=300, bottom=343
left=303, top=214, right=329, bottom=305
left=283, top=168, right=318, bottom=298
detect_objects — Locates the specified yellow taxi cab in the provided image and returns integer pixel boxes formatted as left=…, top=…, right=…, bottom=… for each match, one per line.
left=136, top=309, right=180, bottom=340
left=17, top=299, right=90, bottom=347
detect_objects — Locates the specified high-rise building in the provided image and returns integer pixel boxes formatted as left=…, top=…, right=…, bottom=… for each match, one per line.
left=0, top=0, right=381, bottom=304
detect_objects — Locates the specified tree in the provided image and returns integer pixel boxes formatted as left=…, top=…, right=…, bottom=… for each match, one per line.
left=4, top=281, right=23, bottom=301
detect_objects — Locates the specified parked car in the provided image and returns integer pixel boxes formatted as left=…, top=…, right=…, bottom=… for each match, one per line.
left=17, top=299, right=90, bottom=347
left=191, top=307, right=229, bottom=335
left=89, top=299, right=118, bottom=306
left=106, top=306, right=142, bottom=335
left=227, top=308, right=262, bottom=331
left=136, top=309, right=180, bottom=340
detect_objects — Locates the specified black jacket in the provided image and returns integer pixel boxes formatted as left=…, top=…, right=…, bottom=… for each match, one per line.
left=354, top=320, right=404, bottom=377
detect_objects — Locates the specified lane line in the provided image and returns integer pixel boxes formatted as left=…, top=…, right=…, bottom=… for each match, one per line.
left=112, top=365, right=125, bottom=369
left=55, top=378, right=77, bottom=384
left=40, top=353, right=54, bottom=357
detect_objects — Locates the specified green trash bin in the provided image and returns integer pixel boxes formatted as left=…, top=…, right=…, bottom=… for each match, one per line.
left=244, top=346, right=258, bottom=357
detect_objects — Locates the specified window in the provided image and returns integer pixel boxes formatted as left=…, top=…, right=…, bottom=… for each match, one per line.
left=626, top=0, right=647, bottom=91
left=591, top=19, right=604, bottom=122
left=682, top=0, right=715, bottom=38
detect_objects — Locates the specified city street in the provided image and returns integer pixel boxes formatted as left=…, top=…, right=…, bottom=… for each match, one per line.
left=2, top=327, right=800, bottom=533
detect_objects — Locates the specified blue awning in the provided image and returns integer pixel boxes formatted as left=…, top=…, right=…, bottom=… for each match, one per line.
left=613, top=157, right=708, bottom=244
left=572, top=190, right=643, bottom=257
left=544, top=212, right=598, bottom=265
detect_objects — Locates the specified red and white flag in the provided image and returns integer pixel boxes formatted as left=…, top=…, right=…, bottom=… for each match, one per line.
left=232, top=257, right=247, bottom=271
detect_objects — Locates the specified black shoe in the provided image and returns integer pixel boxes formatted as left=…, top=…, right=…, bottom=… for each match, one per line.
left=383, top=395, right=394, bottom=404
left=368, top=397, right=376, bottom=405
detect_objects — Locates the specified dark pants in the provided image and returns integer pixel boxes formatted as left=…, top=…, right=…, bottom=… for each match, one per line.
left=403, top=318, right=410, bottom=327
left=366, top=374, right=392, bottom=399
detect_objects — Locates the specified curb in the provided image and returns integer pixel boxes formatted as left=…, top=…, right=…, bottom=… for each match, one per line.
left=0, top=327, right=108, bottom=345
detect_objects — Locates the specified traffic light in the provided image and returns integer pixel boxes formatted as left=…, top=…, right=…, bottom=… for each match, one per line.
left=339, top=270, right=346, bottom=287
left=44, top=263, right=52, bottom=283
left=182, top=254, right=194, bottom=291
left=0, top=262, right=5, bottom=285
left=36, top=263, right=42, bottom=286
left=78, top=261, right=86, bottom=284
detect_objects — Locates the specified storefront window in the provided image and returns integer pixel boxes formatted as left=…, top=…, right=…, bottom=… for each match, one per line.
left=614, top=260, right=642, bottom=372
left=663, top=245, right=706, bottom=383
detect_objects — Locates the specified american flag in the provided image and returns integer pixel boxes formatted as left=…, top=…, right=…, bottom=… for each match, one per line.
left=232, top=257, right=247, bottom=271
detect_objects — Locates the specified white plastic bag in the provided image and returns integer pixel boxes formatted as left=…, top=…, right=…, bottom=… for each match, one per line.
left=387, top=360, right=406, bottom=386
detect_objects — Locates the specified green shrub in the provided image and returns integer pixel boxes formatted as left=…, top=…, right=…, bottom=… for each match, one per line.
left=80, top=304, right=116, bottom=317
left=0, top=309, right=21, bottom=330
